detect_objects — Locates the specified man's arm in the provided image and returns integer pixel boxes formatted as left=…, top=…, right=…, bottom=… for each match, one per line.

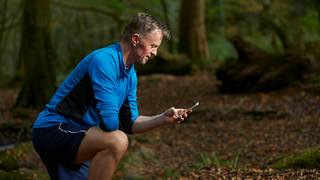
left=131, top=107, right=191, bottom=134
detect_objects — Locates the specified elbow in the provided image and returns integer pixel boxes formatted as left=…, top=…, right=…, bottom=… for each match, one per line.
left=121, top=120, right=134, bottom=134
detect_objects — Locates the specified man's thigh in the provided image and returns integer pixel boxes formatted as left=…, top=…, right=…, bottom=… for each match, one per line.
left=74, top=127, right=128, bottom=164
left=33, top=123, right=91, bottom=168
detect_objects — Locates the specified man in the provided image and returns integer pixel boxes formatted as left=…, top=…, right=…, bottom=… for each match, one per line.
left=32, top=13, right=192, bottom=180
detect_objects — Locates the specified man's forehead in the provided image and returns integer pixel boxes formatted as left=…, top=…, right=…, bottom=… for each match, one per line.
left=145, top=28, right=163, bottom=40
left=151, top=28, right=162, bottom=35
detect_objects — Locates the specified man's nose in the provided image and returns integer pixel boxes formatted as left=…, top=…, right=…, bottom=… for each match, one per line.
left=151, top=49, right=157, bottom=57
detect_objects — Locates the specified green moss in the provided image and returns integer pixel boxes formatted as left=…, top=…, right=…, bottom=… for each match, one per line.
left=116, top=146, right=181, bottom=179
left=163, top=169, right=181, bottom=179
left=5, top=168, right=49, bottom=180
left=0, top=142, right=49, bottom=179
left=271, top=145, right=320, bottom=170
left=0, top=142, right=41, bottom=171
left=0, top=169, right=7, bottom=179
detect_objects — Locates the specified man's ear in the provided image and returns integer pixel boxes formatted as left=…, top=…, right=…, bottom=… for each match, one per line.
left=132, top=34, right=140, bottom=46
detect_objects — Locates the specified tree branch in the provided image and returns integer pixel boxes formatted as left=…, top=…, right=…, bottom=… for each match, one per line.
left=50, top=1, right=124, bottom=23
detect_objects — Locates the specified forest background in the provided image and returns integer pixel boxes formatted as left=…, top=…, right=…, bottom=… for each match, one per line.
left=1, top=0, right=320, bottom=179
left=1, top=0, right=319, bottom=94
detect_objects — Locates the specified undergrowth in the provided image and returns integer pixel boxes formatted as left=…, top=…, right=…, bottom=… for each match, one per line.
left=270, top=144, right=320, bottom=170
left=187, top=144, right=245, bottom=170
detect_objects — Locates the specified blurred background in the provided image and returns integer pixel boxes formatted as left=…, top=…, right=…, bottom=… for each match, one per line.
left=1, top=0, right=320, bottom=110
left=1, top=0, right=319, bottom=86
left=1, top=0, right=320, bottom=179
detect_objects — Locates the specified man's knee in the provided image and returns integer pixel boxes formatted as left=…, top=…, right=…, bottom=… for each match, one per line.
left=104, top=130, right=128, bottom=156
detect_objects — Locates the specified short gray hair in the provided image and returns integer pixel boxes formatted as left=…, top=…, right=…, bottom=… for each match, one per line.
left=122, top=13, right=170, bottom=42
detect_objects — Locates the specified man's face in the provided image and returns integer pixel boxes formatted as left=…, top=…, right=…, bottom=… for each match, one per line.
left=133, top=29, right=163, bottom=65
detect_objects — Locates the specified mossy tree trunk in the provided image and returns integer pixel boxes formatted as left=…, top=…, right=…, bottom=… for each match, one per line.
left=13, top=0, right=55, bottom=110
left=178, top=0, right=210, bottom=62
left=261, top=0, right=294, bottom=50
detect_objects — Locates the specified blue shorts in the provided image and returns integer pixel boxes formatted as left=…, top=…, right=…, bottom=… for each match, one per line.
left=32, top=123, right=93, bottom=180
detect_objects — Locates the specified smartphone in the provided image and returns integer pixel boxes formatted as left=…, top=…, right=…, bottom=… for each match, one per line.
left=176, top=102, right=199, bottom=119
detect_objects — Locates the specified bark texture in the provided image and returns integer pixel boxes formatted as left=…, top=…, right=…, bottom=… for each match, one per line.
left=178, top=0, right=210, bottom=61
left=14, top=0, right=55, bottom=110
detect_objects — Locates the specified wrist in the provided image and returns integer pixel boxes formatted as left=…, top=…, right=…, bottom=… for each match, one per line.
left=160, top=113, right=168, bottom=125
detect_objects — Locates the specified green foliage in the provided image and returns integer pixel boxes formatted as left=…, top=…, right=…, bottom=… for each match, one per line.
left=244, top=35, right=284, bottom=53
left=4, top=168, right=49, bottom=180
left=187, top=142, right=245, bottom=170
left=187, top=150, right=243, bottom=171
left=211, top=152, right=242, bottom=168
left=0, top=169, right=7, bottom=179
left=163, top=169, right=181, bottom=179
left=208, top=36, right=237, bottom=61
left=270, top=145, right=320, bottom=170
left=301, top=9, right=320, bottom=32
left=201, top=153, right=213, bottom=164
left=187, top=163, right=204, bottom=170
left=115, top=146, right=183, bottom=179
left=0, top=142, right=49, bottom=179
left=205, top=0, right=320, bottom=60
left=1, top=0, right=320, bottom=80
left=0, top=142, right=34, bottom=171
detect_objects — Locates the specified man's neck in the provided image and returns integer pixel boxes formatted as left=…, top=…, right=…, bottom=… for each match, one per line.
left=120, top=40, right=134, bottom=68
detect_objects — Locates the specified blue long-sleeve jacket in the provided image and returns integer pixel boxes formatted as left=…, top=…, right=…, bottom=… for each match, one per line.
left=33, top=43, right=139, bottom=134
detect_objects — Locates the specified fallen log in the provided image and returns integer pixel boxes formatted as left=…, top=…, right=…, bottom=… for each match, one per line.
left=134, top=48, right=192, bottom=76
left=216, top=36, right=314, bottom=93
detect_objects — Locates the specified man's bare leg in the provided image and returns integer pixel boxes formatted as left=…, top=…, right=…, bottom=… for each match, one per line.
left=74, top=127, right=128, bottom=180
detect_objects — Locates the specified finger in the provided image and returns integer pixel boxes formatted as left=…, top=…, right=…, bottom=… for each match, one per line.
left=173, top=109, right=183, bottom=119
left=183, top=113, right=188, bottom=119
left=182, top=110, right=192, bottom=119
left=180, top=109, right=189, bottom=120
left=177, top=114, right=185, bottom=121
left=171, top=107, right=180, bottom=119
left=175, top=118, right=181, bottom=124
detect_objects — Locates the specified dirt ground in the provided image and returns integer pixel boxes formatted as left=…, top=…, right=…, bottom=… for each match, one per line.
left=124, top=73, right=320, bottom=179
left=1, top=73, right=320, bottom=179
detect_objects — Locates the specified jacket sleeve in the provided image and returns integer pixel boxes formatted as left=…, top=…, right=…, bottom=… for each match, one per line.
left=88, top=52, right=120, bottom=132
left=119, top=73, right=139, bottom=134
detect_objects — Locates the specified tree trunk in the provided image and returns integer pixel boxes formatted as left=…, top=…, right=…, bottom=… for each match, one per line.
left=261, top=0, right=294, bottom=50
left=0, top=0, right=8, bottom=64
left=160, top=0, right=174, bottom=53
left=178, top=0, right=210, bottom=62
left=14, top=0, right=56, bottom=110
left=0, top=0, right=8, bottom=46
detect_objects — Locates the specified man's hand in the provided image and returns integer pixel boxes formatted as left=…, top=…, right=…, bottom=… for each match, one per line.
left=163, top=107, right=192, bottom=124
left=132, top=107, right=193, bottom=134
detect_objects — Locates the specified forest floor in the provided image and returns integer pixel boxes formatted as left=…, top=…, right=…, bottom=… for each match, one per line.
left=1, top=72, right=320, bottom=179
